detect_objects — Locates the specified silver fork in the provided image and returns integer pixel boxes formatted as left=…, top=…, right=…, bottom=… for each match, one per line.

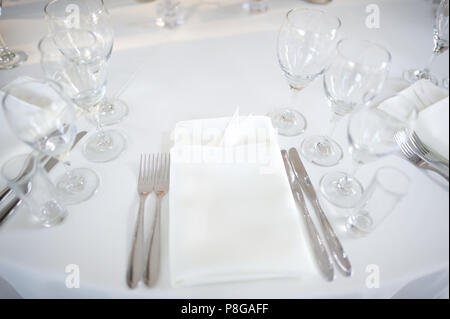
left=144, top=153, right=170, bottom=287
left=127, top=154, right=155, bottom=289
left=409, top=130, right=449, bottom=170
left=395, top=130, right=449, bottom=181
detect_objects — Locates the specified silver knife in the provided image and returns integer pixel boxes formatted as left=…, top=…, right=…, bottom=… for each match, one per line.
left=288, top=148, right=352, bottom=277
left=0, top=131, right=88, bottom=225
left=281, top=150, right=335, bottom=281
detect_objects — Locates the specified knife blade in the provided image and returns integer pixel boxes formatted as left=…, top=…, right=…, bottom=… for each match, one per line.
left=281, top=150, right=335, bottom=281
left=288, top=147, right=352, bottom=277
left=0, top=130, right=88, bottom=226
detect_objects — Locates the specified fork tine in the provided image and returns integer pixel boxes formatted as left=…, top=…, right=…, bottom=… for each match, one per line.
left=139, top=154, right=143, bottom=181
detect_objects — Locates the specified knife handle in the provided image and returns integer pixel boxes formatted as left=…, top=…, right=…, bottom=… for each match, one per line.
left=313, top=199, right=352, bottom=276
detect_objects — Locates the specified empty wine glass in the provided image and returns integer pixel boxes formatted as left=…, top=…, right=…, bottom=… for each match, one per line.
left=156, top=0, right=184, bottom=28
left=0, top=0, right=27, bottom=70
left=268, top=8, right=341, bottom=136
left=319, top=107, right=406, bottom=208
left=1, top=154, right=68, bottom=227
left=403, top=0, right=449, bottom=84
left=243, top=0, right=268, bottom=14
left=44, top=0, right=128, bottom=126
left=2, top=77, right=99, bottom=205
left=301, top=39, right=391, bottom=167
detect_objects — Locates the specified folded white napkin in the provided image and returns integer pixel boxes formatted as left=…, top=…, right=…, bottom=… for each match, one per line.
left=169, top=115, right=308, bottom=287
left=377, top=79, right=449, bottom=161
left=414, top=97, right=449, bottom=162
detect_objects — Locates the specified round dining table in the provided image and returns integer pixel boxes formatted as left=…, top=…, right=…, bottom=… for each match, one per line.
left=0, top=0, right=448, bottom=298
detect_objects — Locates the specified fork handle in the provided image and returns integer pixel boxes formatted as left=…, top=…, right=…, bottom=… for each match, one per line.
left=422, top=163, right=449, bottom=182
left=144, top=195, right=162, bottom=287
left=127, top=195, right=146, bottom=288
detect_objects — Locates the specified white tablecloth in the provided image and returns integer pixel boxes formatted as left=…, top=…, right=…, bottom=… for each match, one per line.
left=0, top=0, right=448, bottom=298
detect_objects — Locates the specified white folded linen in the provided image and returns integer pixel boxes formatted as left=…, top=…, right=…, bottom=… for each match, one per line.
left=377, top=79, right=449, bottom=161
left=414, top=97, right=449, bottom=162
left=168, top=115, right=309, bottom=287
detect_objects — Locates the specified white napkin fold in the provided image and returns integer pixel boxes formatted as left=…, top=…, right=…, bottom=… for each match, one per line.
left=414, top=97, right=449, bottom=162
left=169, top=115, right=310, bottom=287
left=377, top=79, right=449, bottom=161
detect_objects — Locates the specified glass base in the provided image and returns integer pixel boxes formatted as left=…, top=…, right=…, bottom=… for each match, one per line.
left=345, top=214, right=373, bottom=236
left=301, top=135, right=343, bottom=167
left=98, top=98, right=129, bottom=126
left=56, top=168, right=100, bottom=205
left=83, top=130, right=126, bottom=163
left=243, top=0, right=268, bottom=13
left=156, top=1, right=184, bottom=28
left=37, top=200, right=68, bottom=227
left=267, top=108, right=307, bottom=136
left=320, top=172, right=364, bottom=208
left=0, top=49, right=27, bottom=70
left=403, top=69, right=438, bottom=85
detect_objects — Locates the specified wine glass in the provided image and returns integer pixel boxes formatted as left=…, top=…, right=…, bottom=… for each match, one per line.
left=2, top=77, right=99, bottom=205
left=156, top=0, right=184, bottom=29
left=320, top=107, right=407, bottom=208
left=44, top=0, right=128, bottom=126
left=403, top=0, right=449, bottom=84
left=0, top=0, right=27, bottom=70
left=268, top=8, right=341, bottom=136
left=301, top=39, right=391, bottom=167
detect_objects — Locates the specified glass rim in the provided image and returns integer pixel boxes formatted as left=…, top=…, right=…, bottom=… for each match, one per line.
left=336, top=38, right=392, bottom=69
left=44, top=0, right=107, bottom=20
left=285, top=7, right=342, bottom=34
left=374, top=166, right=410, bottom=196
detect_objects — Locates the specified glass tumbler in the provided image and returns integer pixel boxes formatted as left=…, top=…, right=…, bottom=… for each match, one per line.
left=345, top=166, right=410, bottom=236
left=1, top=154, right=68, bottom=227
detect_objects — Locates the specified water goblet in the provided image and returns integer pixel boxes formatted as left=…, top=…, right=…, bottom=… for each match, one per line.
left=301, top=39, right=391, bottom=167
left=44, top=0, right=128, bottom=126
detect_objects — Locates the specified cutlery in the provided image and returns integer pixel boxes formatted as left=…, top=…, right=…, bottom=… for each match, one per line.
left=281, top=150, right=334, bottom=281
left=127, top=154, right=155, bottom=289
left=288, top=148, right=352, bottom=277
left=409, top=130, right=448, bottom=169
left=144, top=153, right=170, bottom=287
left=394, top=130, right=449, bottom=181
left=0, top=154, right=34, bottom=203
left=0, top=131, right=88, bottom=226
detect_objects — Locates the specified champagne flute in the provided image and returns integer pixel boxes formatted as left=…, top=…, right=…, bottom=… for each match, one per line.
left=301, top=39, right=391, bottom=167
left=2, top=77, right=99, bottom=205
left=268, top=8, right=341, bottom=136
left=403, top=0, right=449, bottom=84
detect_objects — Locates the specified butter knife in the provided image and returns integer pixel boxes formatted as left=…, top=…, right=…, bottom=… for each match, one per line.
left=0, top=131, right=88, bottom=225
left=288, top=148, right=352, bottom=277
left=281, top=150, right=335, bottom=281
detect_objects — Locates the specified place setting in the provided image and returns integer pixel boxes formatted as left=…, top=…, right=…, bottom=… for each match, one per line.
left=0, top=0, right=448, bottom=300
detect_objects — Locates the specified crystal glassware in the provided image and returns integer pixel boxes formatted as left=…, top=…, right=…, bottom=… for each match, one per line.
left=0, top=0, right=27, bottom=70
left=268, top=8, right=341, bottom=136
left=1, top=154, right=68, bottom=227
left=44, top=0, right=128, bottom=126
left=403, top=0, right=449, bottom=84
left=301, top=39, right=391, bottom=167
left=345, top=166, right=410, bottom=236
left=319, top=107, right=406, bottom=208
left=156, top=0, right=184, bottom=29
left=243, top=0, right=268, bottom=14
left=2, top=77, right=99, bottom=205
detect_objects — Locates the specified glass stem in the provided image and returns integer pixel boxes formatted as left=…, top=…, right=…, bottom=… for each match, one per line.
left=62, top=160, right=73, bottom=178
left=288, top=86, right=301, bottom=110
left=95, top=100, right=106, bottom=138
left=350, top=160, right=362, bottom=177
left=326, top=113, right=341, bottom=138
left=423, top=52, right=437, bottom=73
